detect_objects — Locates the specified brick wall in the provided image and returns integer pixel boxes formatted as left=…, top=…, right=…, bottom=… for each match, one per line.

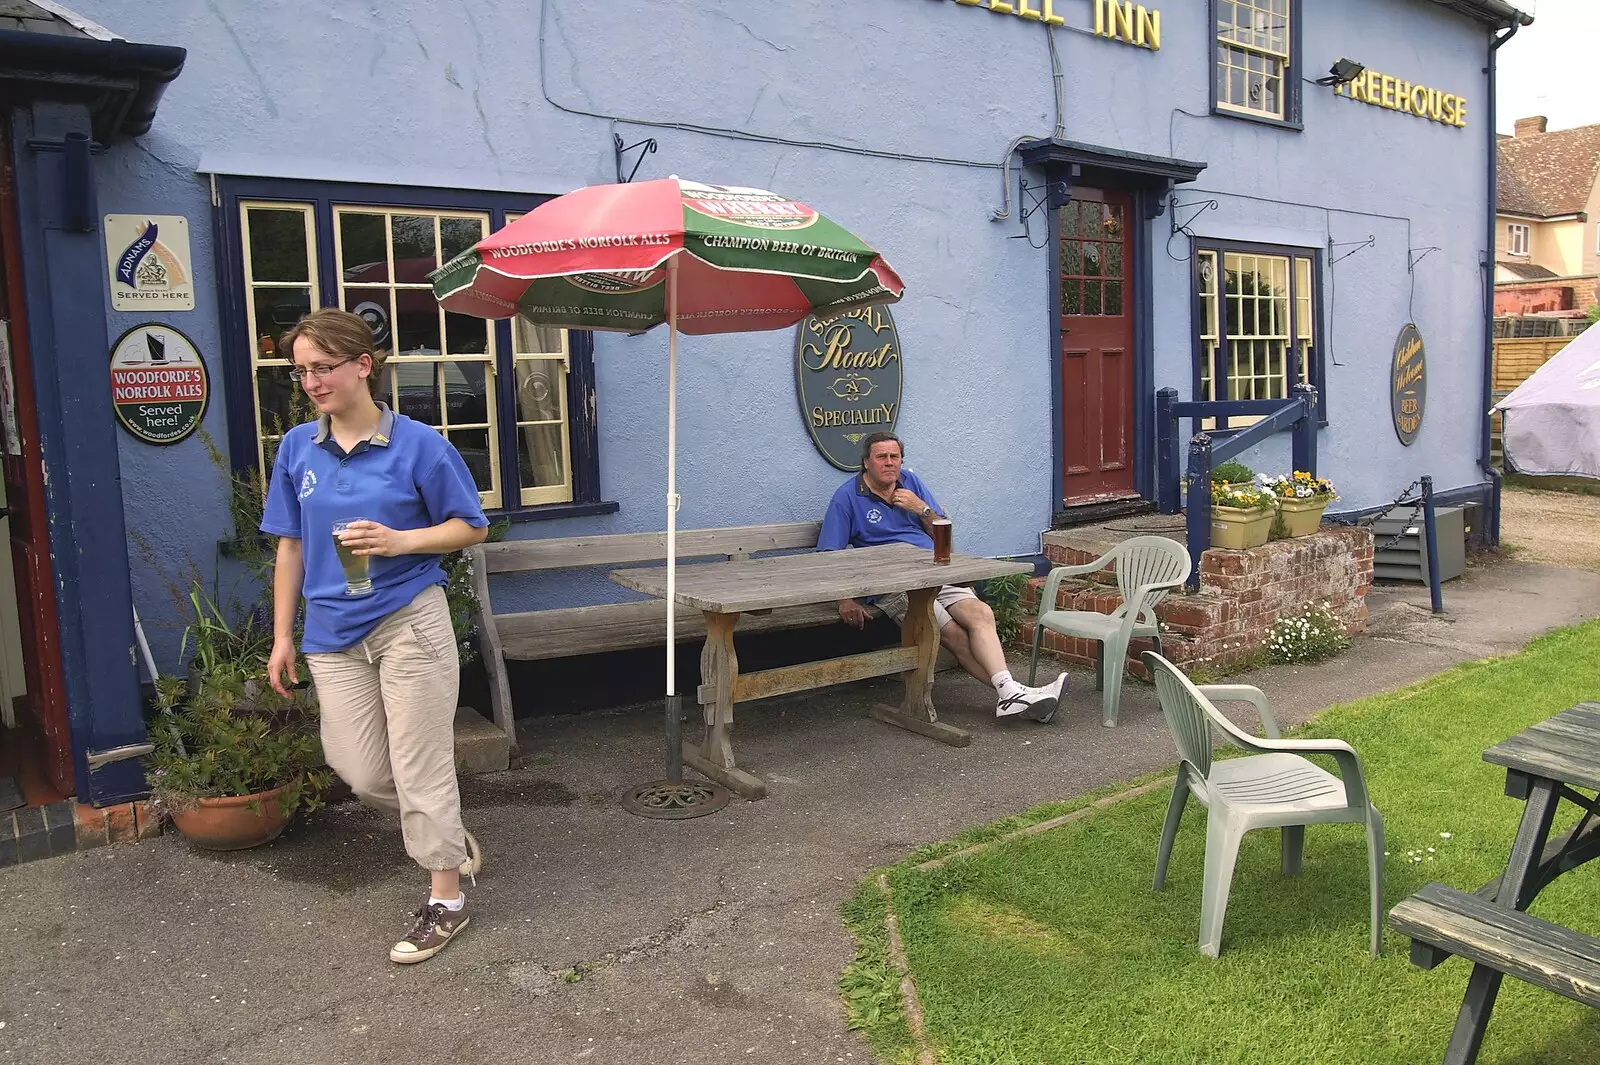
left=1020, top=528, right=1373, bottom=675
left=1493, top=285, right=1574, bottom=316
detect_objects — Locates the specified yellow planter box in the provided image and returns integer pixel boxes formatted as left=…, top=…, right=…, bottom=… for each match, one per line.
left=1277, top=496, right=1333, bottom=537
left=1211, top=505, right=1273, bottom=550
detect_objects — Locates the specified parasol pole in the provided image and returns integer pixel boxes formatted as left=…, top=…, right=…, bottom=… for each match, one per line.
left=664, top=253, right=681, bottom=783
left=620, top=248, right=728, bottom=818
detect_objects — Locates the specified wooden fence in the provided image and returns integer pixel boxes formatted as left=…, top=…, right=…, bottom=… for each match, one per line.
left=1490, top=337, right=1574, bottom=465
left=1492, top=336, right=1572, bottom=392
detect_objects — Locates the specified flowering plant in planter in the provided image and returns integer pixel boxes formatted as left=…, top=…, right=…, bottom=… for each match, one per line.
left=1208, top=481, right=1276, bottom=550
left=1258, top=470, right=1339, bottom=502
left=1259, top=471, right=1339, bottom=537
left=1211, top=481, right=1275, bottom=511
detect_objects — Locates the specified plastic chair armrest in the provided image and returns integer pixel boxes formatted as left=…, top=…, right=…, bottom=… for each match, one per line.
left=1038, top=553, right=1115, bottom=619
left=1243, top=735, right=1372, bottom=809
left=1196, top=684, right=1282, bottom=739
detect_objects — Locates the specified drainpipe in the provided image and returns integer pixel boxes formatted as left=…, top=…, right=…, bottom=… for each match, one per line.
left=1481, top=20, right=1519, bottom=546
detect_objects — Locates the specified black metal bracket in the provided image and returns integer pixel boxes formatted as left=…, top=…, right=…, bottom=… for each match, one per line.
left=1408, top=245, right=1441, bottom=273
left=1329, top=234, right=1375, bottom=264
left=613, top=133, right=657, bottom=184
left=1169, top=197, right=1217, bottom=237
left=1018, top=175, right=1072, bottom=227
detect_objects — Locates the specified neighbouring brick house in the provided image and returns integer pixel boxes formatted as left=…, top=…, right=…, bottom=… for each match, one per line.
left=1495, top=116, right=1600, bottom=316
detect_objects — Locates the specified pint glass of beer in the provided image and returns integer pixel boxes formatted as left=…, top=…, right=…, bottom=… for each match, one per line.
left=931, top=518, right=952, bottom=564
left=331, top=518, right=374, bottom=596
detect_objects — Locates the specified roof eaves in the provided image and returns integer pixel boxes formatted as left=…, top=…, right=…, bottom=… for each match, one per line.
left=23, top=1, right=118, bottom=41
left=1427, top=0, right=1534, bottom=28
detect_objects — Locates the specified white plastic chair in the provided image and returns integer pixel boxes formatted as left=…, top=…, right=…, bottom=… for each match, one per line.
left=1143, top=651, right=1385, bottom=958
left=1027, top=536, right=1190, bottom=726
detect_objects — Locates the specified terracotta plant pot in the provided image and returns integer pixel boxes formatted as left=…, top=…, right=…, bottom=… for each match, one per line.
left=1210, top=505, right=1274, bottom=550
left=167, top=782, right=296, bottom=851
left=1277, top=496, right=1332, bottom=537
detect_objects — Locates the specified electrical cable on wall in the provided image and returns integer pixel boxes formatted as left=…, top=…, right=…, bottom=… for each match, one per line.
left=538, top=0, right=1006, bottom=172
left=1407, top=245, right=1440, bottom=325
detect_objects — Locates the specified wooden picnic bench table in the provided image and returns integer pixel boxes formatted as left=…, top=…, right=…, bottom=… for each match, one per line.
left=611, top=542, right=1032, bottom=799
left=1389, top=702, right=1600, bottom=1064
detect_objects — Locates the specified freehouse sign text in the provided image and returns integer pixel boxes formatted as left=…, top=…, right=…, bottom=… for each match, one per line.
left=953, top=0, right=1162, bottom=50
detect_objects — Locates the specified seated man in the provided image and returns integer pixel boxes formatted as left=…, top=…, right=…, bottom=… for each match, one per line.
left=818, top=431, right=1066, bottom=721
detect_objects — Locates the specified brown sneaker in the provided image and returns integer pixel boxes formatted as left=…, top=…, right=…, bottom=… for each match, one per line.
left=389, top=898, right=471, bottom=964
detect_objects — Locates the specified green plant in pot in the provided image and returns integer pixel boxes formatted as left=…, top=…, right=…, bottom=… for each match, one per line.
left=1209, top=480, right=1276, bottom=550
left=1211, top=460, right=1256, bottom=486
left=145, top=586, right=333, bottom=850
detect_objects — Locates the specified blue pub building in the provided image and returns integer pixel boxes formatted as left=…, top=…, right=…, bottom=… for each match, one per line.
left=0, top=0, right=1532, bottom=808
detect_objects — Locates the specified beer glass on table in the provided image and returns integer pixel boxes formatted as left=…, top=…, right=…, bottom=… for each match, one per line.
left=931, top=518, right=952, bottom=564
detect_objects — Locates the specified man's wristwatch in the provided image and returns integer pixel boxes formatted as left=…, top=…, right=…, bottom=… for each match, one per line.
left=921, top=506, right=933, bottom=518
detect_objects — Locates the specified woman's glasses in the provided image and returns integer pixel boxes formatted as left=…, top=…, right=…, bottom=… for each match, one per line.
left=287, top=356, right=359, bottom=385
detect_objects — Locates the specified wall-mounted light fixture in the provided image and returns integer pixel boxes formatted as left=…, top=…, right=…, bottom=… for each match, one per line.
left=1315, top=58, right=1366, bottom=87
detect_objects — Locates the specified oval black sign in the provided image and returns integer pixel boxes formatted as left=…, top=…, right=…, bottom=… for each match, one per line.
left=794, top=305, right=903, bottom=471
left=1391, top=323, right=1426, bottom=446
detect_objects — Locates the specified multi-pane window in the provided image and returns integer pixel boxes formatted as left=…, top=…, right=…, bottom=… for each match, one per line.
left=333, top=207, right=501, bottom=508
left=230, top=186, right=594, bottom=514
left=241, top=202, right=318, bottom=474
left=1195, top=247, right=1319, bottom=413
left=505, top=212, right=574, bottom=506
left=1507, top=223, right=1530, bottom=257
left=1215, top=0, right=1294, bottom=122
left=1058, top=198, right=1126, bottom=317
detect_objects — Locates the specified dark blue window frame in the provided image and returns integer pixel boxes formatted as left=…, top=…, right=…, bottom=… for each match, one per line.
left=1209, top=0, right=1305, bottom=132
left=212, top=176, right=614, bottom=523
left=1187, top=237, right=1328, bottom=428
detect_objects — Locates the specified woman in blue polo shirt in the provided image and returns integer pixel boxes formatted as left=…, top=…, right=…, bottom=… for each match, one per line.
left=262, top=308, right=489, bottom=965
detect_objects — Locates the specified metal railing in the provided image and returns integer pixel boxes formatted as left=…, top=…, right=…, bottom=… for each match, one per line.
left=1155, top=383, right=1319, bottom=588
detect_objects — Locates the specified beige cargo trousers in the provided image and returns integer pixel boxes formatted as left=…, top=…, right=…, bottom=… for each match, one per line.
left=306, top=585, right=469, bottom=871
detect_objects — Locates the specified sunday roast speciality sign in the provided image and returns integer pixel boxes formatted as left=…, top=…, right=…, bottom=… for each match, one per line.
left=794, top=306, right=903, bottom=471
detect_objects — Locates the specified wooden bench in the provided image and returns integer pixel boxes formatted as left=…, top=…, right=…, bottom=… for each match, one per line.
left=1389, top=882, right=1600, bottom=1009
left=467, top=522, right=890, bottom=744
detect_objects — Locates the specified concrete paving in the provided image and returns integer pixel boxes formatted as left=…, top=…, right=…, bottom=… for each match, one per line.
left=3, top=557, right=1597, bottom=1065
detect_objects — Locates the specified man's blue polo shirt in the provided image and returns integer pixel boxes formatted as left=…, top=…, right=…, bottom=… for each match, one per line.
left=261, top=403, right=489, bottom=653
left=817, top=468, right=945, bottom=551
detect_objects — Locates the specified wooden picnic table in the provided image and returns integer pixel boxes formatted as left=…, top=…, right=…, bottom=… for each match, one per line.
left=611, top=542, right=1032, bottom=799
left=1389, top=702, right=1600, bottom=1064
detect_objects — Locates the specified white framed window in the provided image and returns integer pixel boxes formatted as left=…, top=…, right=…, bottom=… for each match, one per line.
left=1508, top=223, right=1531, bottom=257
left=225, top=180, right=602, bottom=518
left=1214, top=0, right=1295, bottom=123
left=240, top=201, right=319, bottom=475
left=1196, top=245, right=1320, bottom=423
left=333, top=206, right=502, bottom=509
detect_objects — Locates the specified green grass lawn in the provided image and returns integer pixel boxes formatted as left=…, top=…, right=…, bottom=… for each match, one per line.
left=842, top=622, right=1600, bottom=1065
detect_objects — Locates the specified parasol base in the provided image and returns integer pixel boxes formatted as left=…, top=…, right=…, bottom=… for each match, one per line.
left=619, top=779, right=732, bottom=820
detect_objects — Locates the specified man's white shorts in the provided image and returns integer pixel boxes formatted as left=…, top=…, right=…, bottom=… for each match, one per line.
left=875, top=585, right=979, bottom=630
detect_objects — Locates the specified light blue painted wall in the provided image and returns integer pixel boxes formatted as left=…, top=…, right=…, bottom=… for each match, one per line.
left=75, top=0, right=1495, bottom=669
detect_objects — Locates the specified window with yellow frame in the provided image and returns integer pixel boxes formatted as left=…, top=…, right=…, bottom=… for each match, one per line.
left=1195, top=245, right=1321, bottom=425
left=229, top=183, right=599, bottom=518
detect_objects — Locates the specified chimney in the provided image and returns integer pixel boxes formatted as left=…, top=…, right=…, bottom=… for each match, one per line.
left=1514, top=116, right=1549, bottom=137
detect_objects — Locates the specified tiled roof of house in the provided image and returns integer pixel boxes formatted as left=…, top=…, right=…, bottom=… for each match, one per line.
left=1498, top=123, right=1600, bottom=218
left=1497, top=261, right=1560, bottom=281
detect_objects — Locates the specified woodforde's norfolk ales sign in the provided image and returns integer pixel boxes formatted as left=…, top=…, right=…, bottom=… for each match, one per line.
left=794, top=306, right=902, bottom=471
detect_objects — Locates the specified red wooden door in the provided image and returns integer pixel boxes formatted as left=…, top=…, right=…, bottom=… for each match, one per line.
left=0, top=124, right=72, bottom=794
left=1058, top=189, right=1136, bottom=507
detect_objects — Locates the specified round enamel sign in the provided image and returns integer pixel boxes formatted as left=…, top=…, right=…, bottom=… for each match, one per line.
left=109, top=324, right=209, bottom=445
